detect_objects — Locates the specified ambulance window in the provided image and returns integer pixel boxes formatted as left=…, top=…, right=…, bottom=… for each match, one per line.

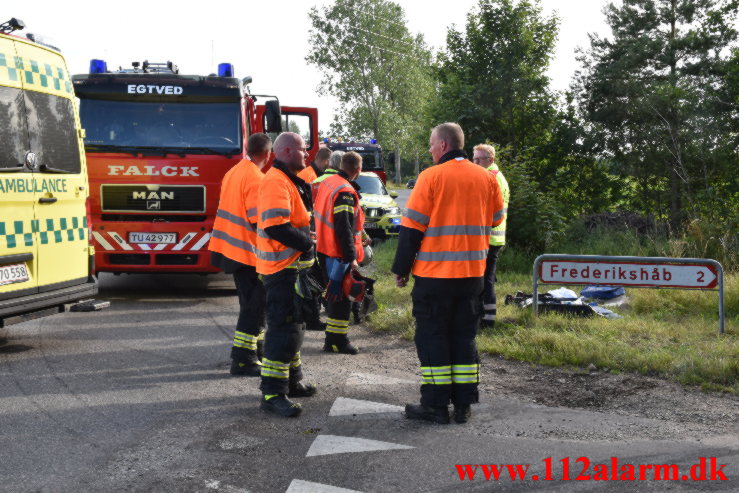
left=24, top=91, right=81, bottom=174
left=0, top=86, right=30, bottom=171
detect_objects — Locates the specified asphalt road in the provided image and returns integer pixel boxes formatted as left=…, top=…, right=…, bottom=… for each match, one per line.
left=1, top=272, right=737, bottom=492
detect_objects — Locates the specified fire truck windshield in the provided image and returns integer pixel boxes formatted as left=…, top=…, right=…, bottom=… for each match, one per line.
left=79, top=100, right=242, bottom=154
left=356, top=150, right=381, bottom=171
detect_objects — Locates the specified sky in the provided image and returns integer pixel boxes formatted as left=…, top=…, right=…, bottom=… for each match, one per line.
left=9, top=0, right=613, bottom=131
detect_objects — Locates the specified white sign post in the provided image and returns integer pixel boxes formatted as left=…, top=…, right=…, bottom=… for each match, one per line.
left=532, top=255, right=725, bottom=333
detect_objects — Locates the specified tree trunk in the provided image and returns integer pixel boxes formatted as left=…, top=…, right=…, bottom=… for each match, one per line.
left=395, top=148, right=402, bottom=184
left=414, top=151, right=420, bottom=176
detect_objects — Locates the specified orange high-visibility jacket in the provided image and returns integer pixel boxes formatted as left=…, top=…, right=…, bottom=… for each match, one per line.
left=313, top=173, right=365, bottom=263
left=401, top=157, right=505, bottom=278
left=209, top=159, right=263, bottom=267
left=297, top=163, right=319, bottom=183
left=256, top=166, right=311, bottom=275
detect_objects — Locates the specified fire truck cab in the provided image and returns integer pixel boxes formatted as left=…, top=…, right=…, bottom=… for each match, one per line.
left=73, top=60, right=318, bottom=273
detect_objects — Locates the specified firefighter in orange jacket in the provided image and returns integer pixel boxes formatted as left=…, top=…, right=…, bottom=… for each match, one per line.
left=209, top=133, right=272, bottom=376
left=314, top=151, right=365, bottom=355
left=297, top=146, right=332, bottom=184
left=296, top=146, right=333, bottom=332
left=257, top=132, right=317, bottom=417
left=392, top=123, right=505, bottom=425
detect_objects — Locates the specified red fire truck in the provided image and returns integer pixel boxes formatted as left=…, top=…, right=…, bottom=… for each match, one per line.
left=73, top=60, right=318, bottom=273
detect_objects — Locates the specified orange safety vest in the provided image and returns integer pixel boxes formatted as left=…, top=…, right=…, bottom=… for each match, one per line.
left=314, top=173, right=365, bottom=263
left=401, top=157, right=505, bottom=278
left=209, top=159, right=263, bottom=266
left=256, top=166, right=311, bottom=275
left=297, top=163, right=319, bottom=183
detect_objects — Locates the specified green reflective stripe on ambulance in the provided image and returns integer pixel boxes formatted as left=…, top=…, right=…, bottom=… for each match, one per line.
left=0, top=52, right=71, bottom=95
left=0, top=216, right=87, bottom=249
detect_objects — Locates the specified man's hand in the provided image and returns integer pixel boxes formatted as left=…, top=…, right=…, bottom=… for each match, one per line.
left=394, top=274, right=409, bottom=288
left=351, top=260, right=359, bottom=271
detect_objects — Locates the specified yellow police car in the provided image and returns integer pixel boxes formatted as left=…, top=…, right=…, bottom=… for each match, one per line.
left=355, top=172, right=401, bottom=238
left=0, top=18, right=101, bottom=327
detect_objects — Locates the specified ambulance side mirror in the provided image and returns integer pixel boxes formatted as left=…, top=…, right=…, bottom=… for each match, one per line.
left=264, top=100, right=282, bottom=134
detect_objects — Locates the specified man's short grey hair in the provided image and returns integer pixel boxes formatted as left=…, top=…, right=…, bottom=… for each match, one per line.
left=433, top=122, right=465, bottom=150
left=329, top=150, right=344, bottom=170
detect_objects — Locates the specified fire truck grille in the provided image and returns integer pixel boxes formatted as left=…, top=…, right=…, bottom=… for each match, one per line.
left=101, top=185, right=206, bottom=213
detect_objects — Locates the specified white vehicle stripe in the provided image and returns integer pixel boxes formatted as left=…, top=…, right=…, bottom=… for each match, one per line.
left=154, top=244, right=168, bottom=250
left=108, top=232, right=134, bottom=251
left=92, top=232, right=114, bottom=251
left=190, top=233, right=211, bottom=251
left=172, top=232, right=197, bottom=251
left=138, top=244, right=151, bottom=250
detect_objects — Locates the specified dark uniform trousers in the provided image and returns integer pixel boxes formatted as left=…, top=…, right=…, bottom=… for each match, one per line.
left=230, top=265, right=266, bottom=363
left=482, top=245, right=503, bottom=324
left=317, top=252, right=351, bottom=340
left=259, top=268, right=305, bottom=395
left=411, top=289, right=481, bottom=408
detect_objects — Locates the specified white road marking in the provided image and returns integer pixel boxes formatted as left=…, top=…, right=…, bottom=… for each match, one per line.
left=329, top=397, right=404, bottom=416
left=345, top=372, right=416, bottom=386
left=286, top=479, right=362, bottom=492
left=306, top=435, right=413, bottom=457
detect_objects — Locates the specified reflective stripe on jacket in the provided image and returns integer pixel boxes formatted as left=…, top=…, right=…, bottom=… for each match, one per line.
left=314, top=173, right=365, bottom=263
left=401, top=157, right=505, bottom=278
left=311, top=168, right=338, bottom=200
left=256, top=166, right=311, bottom=275
left=208, top=159, right=263, bottom=266
left=487, top=163, right=509, bottom=246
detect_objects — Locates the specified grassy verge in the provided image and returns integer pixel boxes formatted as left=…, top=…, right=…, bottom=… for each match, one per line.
left=365, top=239, right=739, bottom=393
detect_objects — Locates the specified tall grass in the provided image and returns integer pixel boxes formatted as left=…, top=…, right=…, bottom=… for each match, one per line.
left=365, top=235, right=738, bottom=393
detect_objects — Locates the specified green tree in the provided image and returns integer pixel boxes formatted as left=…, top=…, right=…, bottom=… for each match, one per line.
left=306, top=0, right=435, bottom=182
left=433, top=0, right=559, bottom=158
left=575, top=0, right=739, bottom=226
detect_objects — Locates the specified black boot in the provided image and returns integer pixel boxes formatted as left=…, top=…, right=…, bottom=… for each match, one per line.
left=404, top=403, right=450, bottom=424
left=230, top=359, right=261, bottom=377
left=323, top=338, right=359, bottom=355
left=288, top=381, right=317, bottom=398
left=260, top=394, right=302, bottom=417
left=453, top=404, right=471, bottom=423
left=230, top=348, right=260, bottom=377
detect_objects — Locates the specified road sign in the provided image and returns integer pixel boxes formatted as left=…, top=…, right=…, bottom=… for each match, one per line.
left=539, top=260, right=719, bottom=289
left=532, top=255, right=725, bottom=334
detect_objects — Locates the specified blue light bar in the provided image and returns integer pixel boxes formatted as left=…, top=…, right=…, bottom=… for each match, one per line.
left=89, top=59, right=107, bottom=74
left=370, top=139, right=377, bottom=144
left=324, top=138, right=329, bottom=143
left=218, top=63, right=234, bottom=77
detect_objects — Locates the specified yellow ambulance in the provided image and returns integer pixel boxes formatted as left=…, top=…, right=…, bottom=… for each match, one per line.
left=0, top=18, right=101, bottom=327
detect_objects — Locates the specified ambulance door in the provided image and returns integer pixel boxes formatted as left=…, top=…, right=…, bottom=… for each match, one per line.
left=0, top=36, right=39, bottom=297
left=14, top=40, right=89, bottom=289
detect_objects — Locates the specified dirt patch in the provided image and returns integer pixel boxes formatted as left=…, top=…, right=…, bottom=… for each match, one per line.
left=480, top=355, right=739, bottom=435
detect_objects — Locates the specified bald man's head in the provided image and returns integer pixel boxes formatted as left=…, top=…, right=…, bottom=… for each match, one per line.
left=273, top=132, right=307, bottom=173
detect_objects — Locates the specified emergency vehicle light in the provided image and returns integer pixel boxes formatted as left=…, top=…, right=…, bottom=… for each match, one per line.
left=218, top=63, right=234, bottom=77
left=371, top=139, right=377, bottom=144
left=324, top=138, right=329, bottom=143
left=0, top=18, right=25, bottom=34
left=89, top=59, right=107, bottom=74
